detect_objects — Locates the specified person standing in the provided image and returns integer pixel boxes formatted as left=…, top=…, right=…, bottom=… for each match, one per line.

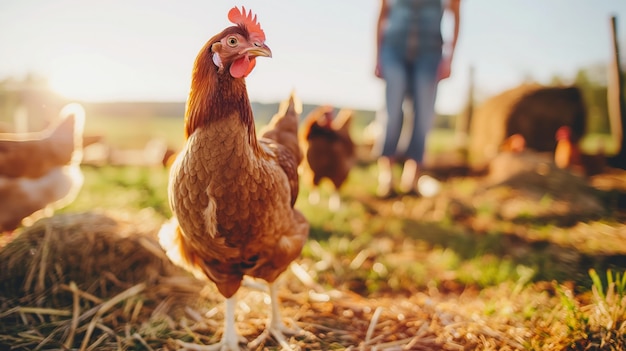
left=374, top=0, right=461, bottom=197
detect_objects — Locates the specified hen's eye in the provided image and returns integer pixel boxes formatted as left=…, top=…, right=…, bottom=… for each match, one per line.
left=227, top=36, right=238, bottom=47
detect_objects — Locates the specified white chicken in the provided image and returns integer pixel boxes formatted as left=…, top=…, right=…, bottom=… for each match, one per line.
left=0, top=103, right=85, bottom=232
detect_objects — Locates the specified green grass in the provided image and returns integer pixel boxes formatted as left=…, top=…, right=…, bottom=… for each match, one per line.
left=84, top=115, right=185, bottom=149
left=64, top=165, right=171, bottom=218
left=71, top=112, right=626, bottom=290
left=50, top=161, right=626, bottom=349
left=63, top=158, right=625, bottom=297
left=44, top=114, right=626, bottom=349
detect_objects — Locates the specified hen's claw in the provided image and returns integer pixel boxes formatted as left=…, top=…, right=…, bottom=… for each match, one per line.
left=247, top=282, right=304, bottom=350
left=176, top=339, right=243, bottom=351
left=248, top=320, right=301, bottom=350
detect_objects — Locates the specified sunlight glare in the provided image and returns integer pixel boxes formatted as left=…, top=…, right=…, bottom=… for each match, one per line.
left=49, top=52, right=126, bottom=101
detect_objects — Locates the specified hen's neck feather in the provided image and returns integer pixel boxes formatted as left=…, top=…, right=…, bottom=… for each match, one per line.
left=184, top=40, right=260, bottom=154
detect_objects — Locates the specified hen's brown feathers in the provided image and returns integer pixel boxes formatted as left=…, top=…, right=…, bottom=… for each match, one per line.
left=260, top=93, right=303, bottom=165
left=260, top=94, right=304, bottom=205
left=300, top=106, right=356, bottom=189
left=161, top=36, right=308, bottom=297
left=184, top=26, right=257, bottom=141
left=159, top=9, right=307, bottom=348
left=166, top=107, right=308, bottom=297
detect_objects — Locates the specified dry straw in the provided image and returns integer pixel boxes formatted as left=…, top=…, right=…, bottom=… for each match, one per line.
left=0, top=211, right=623, bottom=350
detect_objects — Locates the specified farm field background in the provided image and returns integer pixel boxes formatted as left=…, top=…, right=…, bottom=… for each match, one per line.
left=1, top=108, right=626, bottom=350
left=1, top=2, right=625, bottom=347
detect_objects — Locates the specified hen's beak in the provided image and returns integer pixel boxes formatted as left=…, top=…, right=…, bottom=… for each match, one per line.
left=245, top=44, right=272, bottom=58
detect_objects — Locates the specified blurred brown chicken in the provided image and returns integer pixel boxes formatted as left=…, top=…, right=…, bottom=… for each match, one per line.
left=0, top=103, right=85, bottom=232
left=500, top=133, right=526, bottom=154
left=300, top=105, right=356, bottom=210
left=554, top=125, right=606, bottom=176
left=158, top=7, right=309, bottom=350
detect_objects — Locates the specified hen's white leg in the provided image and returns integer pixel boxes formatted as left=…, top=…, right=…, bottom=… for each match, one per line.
left=176, top=297, right=242, bottom=351
left=248, top=282, right=299, bottom=350
left=328, top=191, right=341, bottom=211
left=308, top=188, right=320, bottom=205
left=221, top=297, right=240, bottom=350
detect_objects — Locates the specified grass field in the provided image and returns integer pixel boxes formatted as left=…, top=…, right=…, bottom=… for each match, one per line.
left=64, top=161, right=626, bottom=291
left=40, top=159, right=625, bottom=350
left=1, top=113, right=626, bottom=350
left=83, top=114, right=185, bottom=150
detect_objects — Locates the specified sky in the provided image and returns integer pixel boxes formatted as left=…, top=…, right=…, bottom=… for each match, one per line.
left=0, top=0, right=625, bottom=115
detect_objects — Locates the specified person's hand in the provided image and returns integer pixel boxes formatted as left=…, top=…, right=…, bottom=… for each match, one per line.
left=375, top=59, right=383, bottom=79
left=437, top=56, right=452, bottom=81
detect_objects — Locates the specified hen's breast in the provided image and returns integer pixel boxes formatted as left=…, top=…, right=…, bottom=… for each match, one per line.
left=168, top=121, right=294, bottom=262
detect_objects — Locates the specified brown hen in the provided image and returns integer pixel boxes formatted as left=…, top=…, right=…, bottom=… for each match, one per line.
left=555, top=125, right=606, bottom=177
left=158, top=7, right=309, bottom=351
left=300, top=106, right=355, bottom=210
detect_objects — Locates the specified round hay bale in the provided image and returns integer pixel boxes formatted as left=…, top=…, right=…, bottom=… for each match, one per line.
left=505, top=86, right=586, bottom=149
left=0, top=211, right=183, bottom=305
left=469, top=83, right=587, bottom=169
left=0, top=212, right=218, bottom=350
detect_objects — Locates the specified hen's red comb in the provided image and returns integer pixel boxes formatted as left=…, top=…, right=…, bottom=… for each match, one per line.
left=228, top=6, right=266, bottom=42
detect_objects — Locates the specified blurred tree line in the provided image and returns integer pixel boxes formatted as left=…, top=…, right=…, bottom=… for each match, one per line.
left=438, top=63, right=623, bottom=133
left=0, top=63, right=623, bottom=135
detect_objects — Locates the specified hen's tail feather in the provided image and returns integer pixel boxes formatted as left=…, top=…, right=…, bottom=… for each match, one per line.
left=158, top=217, right=207, bottom=281
left=299, top=105, right=332, bottom=140
left=332, top=109, right=353, bottom=136
left=54, top=103, right=85, bottom=165
left=259, top=92, right=303, bottom=165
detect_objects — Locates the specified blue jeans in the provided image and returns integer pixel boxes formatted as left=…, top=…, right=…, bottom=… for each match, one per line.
left=377, top=47, right=441, bottom=164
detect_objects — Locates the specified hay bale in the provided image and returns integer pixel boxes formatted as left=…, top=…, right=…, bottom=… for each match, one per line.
left=482, top=149, right=606, bottom=225
left=469, top=83, right=587, bottom=169
left=0, top=212, right=216, bottom=350
left=0, top=211, right=183, bottom=305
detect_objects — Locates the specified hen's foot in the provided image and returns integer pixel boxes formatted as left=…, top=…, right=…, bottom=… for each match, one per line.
left=308, top=189, right=320, bottom=205
left=175, top=296, right=246, bottom=351
left=247, top=282, right=306, bottom=350
left=328, top=192, right=341, bottom=211
left=248, top=319, right=301, bottom=350
left=176, top=338, right=245, bottom=351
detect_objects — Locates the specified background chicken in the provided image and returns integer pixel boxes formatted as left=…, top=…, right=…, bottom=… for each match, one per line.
left=158, top=7, right=309, bottom=351
left=0, top=103, right=85, bottom=233
left=300, top=105, right=355, bottom=210
left=554, top=125, right=606, bottom=176
left=0, top=103, right=84, bottom=178
left=500, top=133, right=526, bottom=154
